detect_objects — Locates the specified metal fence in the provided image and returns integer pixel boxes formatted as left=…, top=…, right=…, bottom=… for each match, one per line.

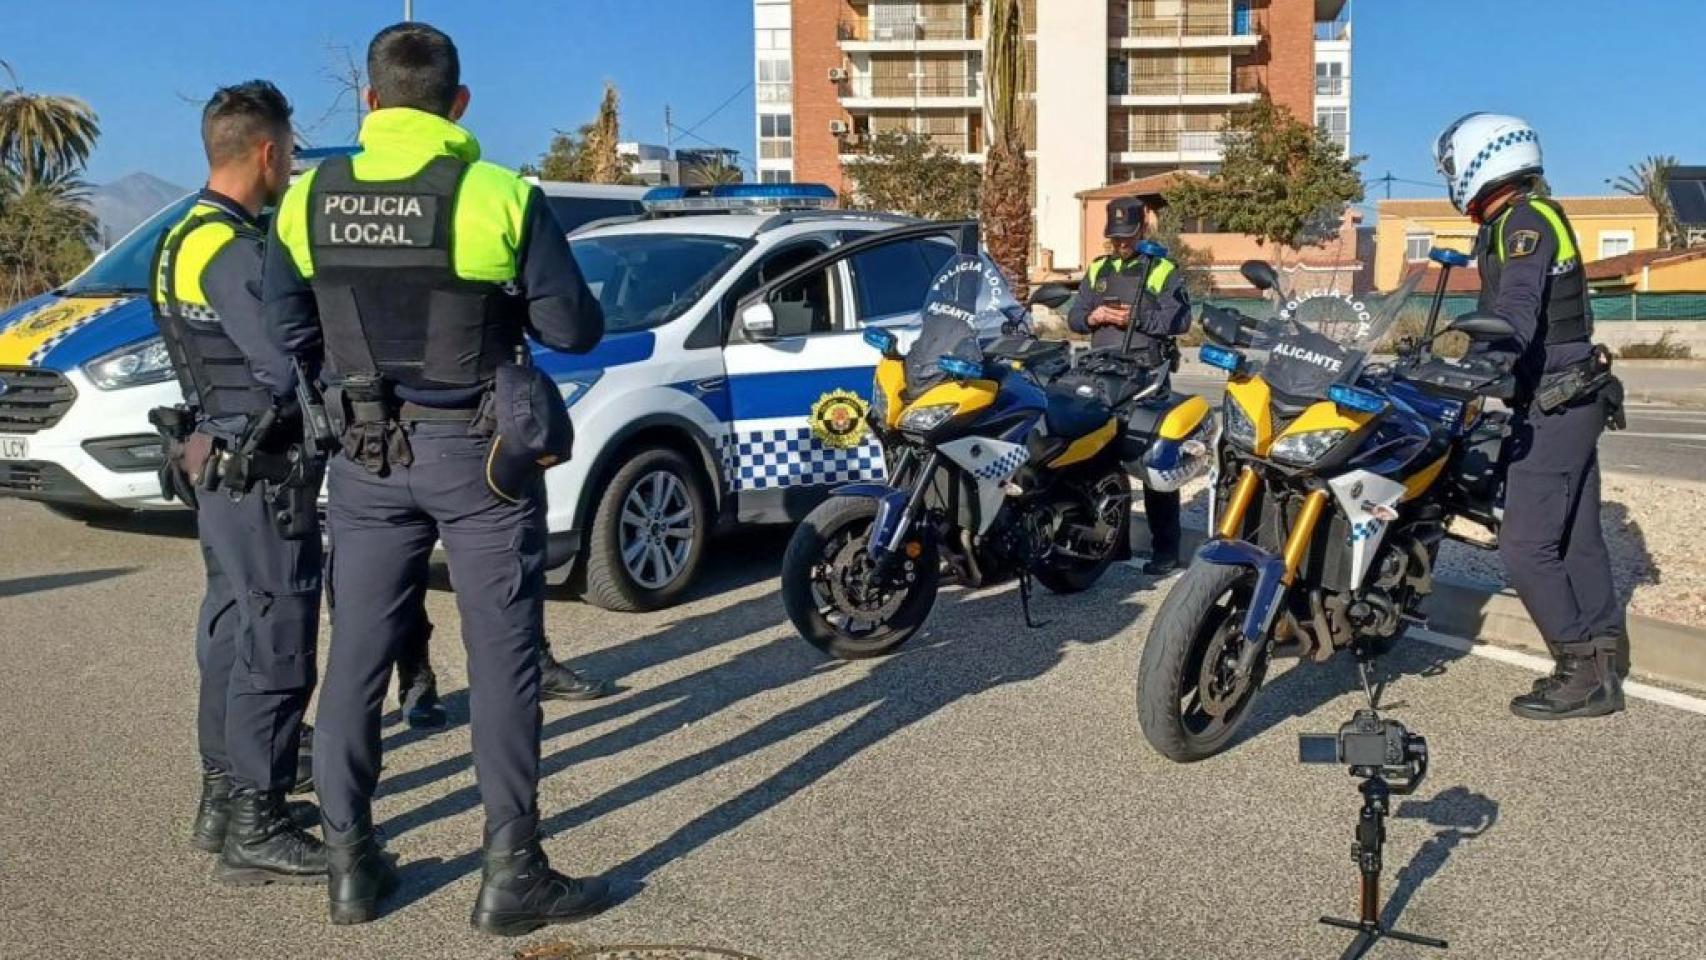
left=1199, top=293, right=1706, bottom=324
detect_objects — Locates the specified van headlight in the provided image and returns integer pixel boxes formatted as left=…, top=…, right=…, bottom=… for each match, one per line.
left=1222, top=394, right=1257, bottom=450
left=1270, top=429, right=1348, bottom=467
left=82, top=336, right=176, bottom=390
left=899, top=403, right=958, bottom=434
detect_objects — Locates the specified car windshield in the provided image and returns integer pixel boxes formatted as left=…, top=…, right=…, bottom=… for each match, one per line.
left=1243, top=272, right=1424, bottom=400
left=569, top=233, right=747, bottom=332
left=62, top=194, right=197, bottom=296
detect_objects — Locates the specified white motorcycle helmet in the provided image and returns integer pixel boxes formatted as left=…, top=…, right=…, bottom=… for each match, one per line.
left=1433, top=112, right=1543, bottom=216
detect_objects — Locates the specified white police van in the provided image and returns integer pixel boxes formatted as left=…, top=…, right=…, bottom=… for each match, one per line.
left=546, top=184, right=976, bottom=610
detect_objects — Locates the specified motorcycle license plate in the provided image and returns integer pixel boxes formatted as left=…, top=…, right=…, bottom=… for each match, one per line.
left=0, top=436, right=27, bottom=460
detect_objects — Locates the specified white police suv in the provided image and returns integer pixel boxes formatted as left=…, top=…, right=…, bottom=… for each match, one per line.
left=543, top=184, right=975, bottom=611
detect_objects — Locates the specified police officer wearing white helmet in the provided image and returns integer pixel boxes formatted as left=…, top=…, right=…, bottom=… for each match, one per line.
left=1434, top=112, right=1628, bottom=721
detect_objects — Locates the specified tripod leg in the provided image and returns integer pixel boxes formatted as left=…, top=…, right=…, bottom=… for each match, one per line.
left=1319, top=917, right=1364, bottom=932
left=1382, top=928, right=1448, bottom=950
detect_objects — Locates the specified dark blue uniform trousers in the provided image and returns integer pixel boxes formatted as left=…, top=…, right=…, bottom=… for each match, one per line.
left=1498, top=397, right=1623, bottom=653
left=195, top=483, right=321, bottom=792
left=313, top=422, right=545, bottom=836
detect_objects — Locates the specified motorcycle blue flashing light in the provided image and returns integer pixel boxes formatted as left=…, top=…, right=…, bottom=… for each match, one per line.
left=1137, top=239, right=1169, bottom=259
left=863, top=327, right=898, bottom=353
left=1200, top=344, right=1242, bottom=373
left=937, top=355, right=982, bottom=380
left=1328, top=383, right=1388, bottom=414
left=1429, top=248, right=1471, bottom=268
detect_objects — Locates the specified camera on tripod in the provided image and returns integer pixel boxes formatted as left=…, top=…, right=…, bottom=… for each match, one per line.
left=1300, top=708, right=1429, bottom=793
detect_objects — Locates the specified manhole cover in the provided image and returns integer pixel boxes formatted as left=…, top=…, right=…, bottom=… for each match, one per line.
left=516, top=945, right=763, bottom=960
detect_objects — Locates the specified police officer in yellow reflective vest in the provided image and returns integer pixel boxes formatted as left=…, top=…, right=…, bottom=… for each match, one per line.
left=262, top=23, right=607, bottom=932
left=1068, top=196, right=1193, bottom=575
left=151, top=82, right=327, bottom=885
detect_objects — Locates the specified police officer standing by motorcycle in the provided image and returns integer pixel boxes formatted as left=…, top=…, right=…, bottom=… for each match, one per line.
left=1434, top=113, right=1628, bottom=721
left=261, top=23, right=608, bottom=931
left=150, top=81, right=327, bottom=885
left=1068, top=196, right=1193, bottom=575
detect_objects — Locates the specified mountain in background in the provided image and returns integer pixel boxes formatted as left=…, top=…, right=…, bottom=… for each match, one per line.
left=87, top=173, right=191, bottom=246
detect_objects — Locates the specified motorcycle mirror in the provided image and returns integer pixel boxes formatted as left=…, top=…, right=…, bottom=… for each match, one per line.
left=1447, top=311, right=1516, bottom=341
left=1027, top=282, right=1075, bottom=310
left=1240, top=260, right=1280, bottom=292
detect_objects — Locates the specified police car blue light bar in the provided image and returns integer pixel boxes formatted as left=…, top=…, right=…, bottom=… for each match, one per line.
left=643, top=183, right=838, bottom=215
left=1199, top=344, right=1242, bottom=373
left=1327, top=383, right=1388, bottom=414
left=937, top=355, right=982, bottom=380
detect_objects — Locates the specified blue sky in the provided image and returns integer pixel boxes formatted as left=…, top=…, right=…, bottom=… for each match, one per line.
left=5, top=0, right=1704, bottom=205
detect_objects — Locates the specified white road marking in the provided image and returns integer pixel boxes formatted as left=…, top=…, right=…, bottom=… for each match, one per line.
left=1411, top=628, right=1706, bottom=716
left=1605, top=431, right=1706, bottom=441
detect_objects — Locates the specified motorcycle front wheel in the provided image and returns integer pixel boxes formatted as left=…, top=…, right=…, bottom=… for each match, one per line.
left=781, top=496, right=940, bottom=660
left=1136, top=561, right=1268, bottom=762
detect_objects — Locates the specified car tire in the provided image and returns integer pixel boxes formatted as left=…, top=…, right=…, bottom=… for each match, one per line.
left=583, top=447, right=710, bottom=612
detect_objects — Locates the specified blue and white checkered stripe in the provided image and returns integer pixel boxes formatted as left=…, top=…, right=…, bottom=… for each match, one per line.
left=25, top=297, right=133, bottom=367
left=971, top=446, right=1028, bottom=483
left=1455, top=129, right=1539, bottom=206
left=1349, top=518, right=1384, bottom=543
left=723, top=426, right=886, bottom=492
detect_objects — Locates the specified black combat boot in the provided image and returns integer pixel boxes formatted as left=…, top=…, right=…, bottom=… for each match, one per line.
left=326, top=814, right=398, bottom=925
left=539, top=638, right=615, bottom=702
left=470, top=815, right=610, bottom=936
left=1599, top=632, right=1632, bottom=683
left=216, top=787, right=328, bottom=886
left=290, top=724, right=315, bottom=795
left=397, top=660, right=447, bottom=728
left=192, top=769, right=232, bottom=854
left=1141, top=553, right=1180, bottom=577
left=1510, top=642, right=1626, bottom=721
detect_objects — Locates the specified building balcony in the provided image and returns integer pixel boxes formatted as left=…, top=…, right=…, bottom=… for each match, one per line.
left=1109, top=12, right=1263, bottom=50
left=1315, top=11, right=1352, bottom=42
left=1108, top=130, right=1227, bottom=165
left=1109, top=74, right=1261, bottom=107
left=838, top=15, right=982, bottom=52
left=840, top=75, right=983, bottom=110
left=1315, top=77, right=1348, bottom=98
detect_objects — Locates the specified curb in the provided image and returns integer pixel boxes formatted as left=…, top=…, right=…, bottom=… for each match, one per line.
left=1129, top=522, right=1706, bottom=693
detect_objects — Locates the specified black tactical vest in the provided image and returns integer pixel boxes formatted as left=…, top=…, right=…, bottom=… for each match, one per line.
left=149, top=208, right=274, bottom=418
left=304, top=154, right=518, bottom=391
left=1476, top=195, right=1592, bottom=346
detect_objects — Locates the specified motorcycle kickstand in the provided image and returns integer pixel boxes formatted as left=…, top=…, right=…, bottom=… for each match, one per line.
left=1355, top=650, right=1383, bottom=712
left=1019, top=568, right=1049, bottom=629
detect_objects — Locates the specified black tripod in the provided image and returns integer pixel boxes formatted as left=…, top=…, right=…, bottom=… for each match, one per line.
left=1318, top=773, right=1448, bottom=960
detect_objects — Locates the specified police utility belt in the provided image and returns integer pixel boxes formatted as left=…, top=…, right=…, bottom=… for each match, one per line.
left=320, top=376, right=492, bottom=475
left=147, top=401, right=326, bottom=539
left=1535, top=343, right=1626, bottom=430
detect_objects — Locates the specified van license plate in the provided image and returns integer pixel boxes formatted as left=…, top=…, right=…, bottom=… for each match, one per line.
left=0, top=436, right=28, bottom=460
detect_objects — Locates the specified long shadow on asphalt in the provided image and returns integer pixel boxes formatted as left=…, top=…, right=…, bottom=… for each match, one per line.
left=1386, top=786, right=1500, bottom=931
left=377, top=571, right=1144, bottom=913
left=0, top=566, right=138, bottom=598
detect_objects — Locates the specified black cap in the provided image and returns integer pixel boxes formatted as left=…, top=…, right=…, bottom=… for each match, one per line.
left=1105, top=196, right=1148, bottom=239
left=485, top=363, right=573, bottom=503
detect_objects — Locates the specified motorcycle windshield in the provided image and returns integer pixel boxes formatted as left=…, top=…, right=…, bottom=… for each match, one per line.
left=1247, top=272, right=1424, bottom=401
left=903, top=253, right=1023, bottom=395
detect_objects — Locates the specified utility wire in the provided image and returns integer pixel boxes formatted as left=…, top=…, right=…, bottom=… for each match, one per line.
left=673, top=82, right=754, bottom=145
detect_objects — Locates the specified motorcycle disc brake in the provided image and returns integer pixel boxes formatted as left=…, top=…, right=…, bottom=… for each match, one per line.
left=826, top=537, right=910, bottom=621
left=1197, top=621, right=1252, bottom=719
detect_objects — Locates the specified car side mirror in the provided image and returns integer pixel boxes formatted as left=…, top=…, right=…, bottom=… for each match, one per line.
left=1240, top=260, right=1280, bottom=292
left=739, top=299, right=777, bottom=340
left=1448, top=311, right=1516, bottom=341
left=1027, top=282, right=1075, bottom=310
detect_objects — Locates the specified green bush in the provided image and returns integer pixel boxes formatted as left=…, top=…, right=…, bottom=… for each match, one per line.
left=1618, top=331, right=1693, bottom=360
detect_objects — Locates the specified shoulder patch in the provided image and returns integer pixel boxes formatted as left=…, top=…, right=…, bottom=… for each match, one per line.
left=1507, top=229, right=1541, bottom=258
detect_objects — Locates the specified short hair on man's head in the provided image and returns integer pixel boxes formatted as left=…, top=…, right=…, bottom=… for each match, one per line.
left=202, top=81, right=293, bottom=167
left=367, top=21, right=460, bottom=115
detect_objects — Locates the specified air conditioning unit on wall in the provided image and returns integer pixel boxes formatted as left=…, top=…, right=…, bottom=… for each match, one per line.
left=829, top=120, right=851, bottom=136
left=828, top=67, right=849, bottom=82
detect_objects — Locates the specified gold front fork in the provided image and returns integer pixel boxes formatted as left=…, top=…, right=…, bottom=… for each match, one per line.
left=1216, top=467, right=1261, bottom=541
left=1281, top=490, right=1331, bottom=586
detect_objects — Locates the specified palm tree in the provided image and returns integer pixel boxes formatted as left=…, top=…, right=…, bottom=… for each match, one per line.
left=587, top=83, right=624, bottom=185
left=1613, top=154, right=1680, bottom=249
left=0, top=165, right=99, bottom=304
left=980, top=0, right=1031, bottom=297
left=0, top=61, right=100, bottom=187
left=682, top=162, right=743, bottom=187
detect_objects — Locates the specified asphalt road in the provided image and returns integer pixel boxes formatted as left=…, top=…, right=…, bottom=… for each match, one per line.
left=3, top=498, right=1705, bottom=960
left=1174, top=363, right=1706, bottom=483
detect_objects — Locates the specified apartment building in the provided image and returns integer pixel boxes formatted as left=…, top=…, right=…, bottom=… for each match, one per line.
left=758, top=0, right=1352, bottom=271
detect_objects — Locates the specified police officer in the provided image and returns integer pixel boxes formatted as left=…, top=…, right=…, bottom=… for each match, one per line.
left=1434, top=113, right=1628, bottom=720
left=1068, top=196, right=1193, bottom=575
left=152, top=81, right=326, bottom=884
left=262, top=23, right=607, bottom=929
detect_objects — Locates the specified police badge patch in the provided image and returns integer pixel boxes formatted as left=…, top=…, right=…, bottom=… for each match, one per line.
left=1507, top=229, right=1541, bottom=258
left=809, top=389, right=869, bottom=450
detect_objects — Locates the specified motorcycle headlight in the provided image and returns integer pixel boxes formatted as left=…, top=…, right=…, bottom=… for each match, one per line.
left=1222, top=393, right=1257, bottom=450
left=82, top=336, right=175, bottom=390
left=1270, top=429, right=1349, bottom=467
left=899, top=403, right=958, bottom=434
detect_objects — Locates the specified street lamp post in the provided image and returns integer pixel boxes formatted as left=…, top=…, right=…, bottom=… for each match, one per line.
left=404, top=0, right=413, bottom=20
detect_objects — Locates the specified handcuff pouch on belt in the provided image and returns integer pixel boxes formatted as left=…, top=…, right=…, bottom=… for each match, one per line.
left=147, top=404, right=204, bottom=510
left=1535, top=344, right=1625, bottom=430
left=324, top=376, right=414, bottom=474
